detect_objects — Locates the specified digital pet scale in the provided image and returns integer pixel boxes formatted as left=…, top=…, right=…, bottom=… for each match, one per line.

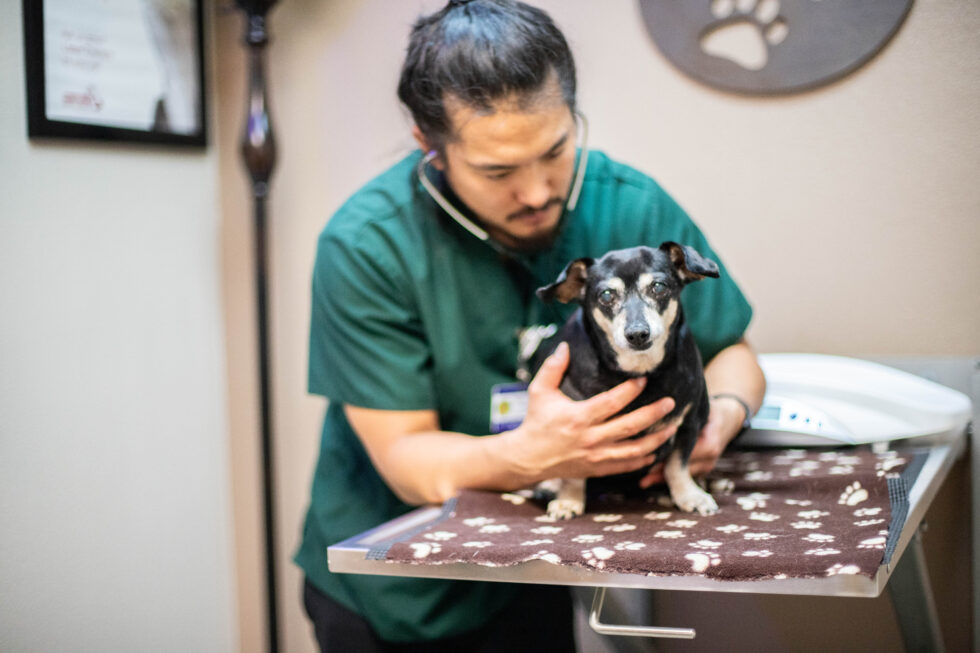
left=739, top=354, right=973, bottom=448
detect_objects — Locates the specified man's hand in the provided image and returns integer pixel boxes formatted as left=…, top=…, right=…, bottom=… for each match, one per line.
left=502, top=342, right=678, bottom=484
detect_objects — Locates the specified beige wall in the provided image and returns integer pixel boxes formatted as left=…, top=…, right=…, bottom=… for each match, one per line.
left=1, top=4, right=237, bottom=652
left=215, top=1, right=979, bottom=651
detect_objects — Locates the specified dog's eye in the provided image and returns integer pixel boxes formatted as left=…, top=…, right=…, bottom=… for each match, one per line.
left=598, top=289, right=617, bottom=305
left=650, top=282, right=668, bottom=295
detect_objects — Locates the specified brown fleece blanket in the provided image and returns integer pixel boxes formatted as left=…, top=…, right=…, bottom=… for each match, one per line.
left=382, top=449, right=913, bottom=581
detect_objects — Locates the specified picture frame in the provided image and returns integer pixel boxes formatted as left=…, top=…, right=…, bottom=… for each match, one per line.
left=22, top=0, right=207, bottom=147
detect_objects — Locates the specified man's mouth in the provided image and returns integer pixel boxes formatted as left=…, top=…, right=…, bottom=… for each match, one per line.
left=508, top=198, right=563, bottom=223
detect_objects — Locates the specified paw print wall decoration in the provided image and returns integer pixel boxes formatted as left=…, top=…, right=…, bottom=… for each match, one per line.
left=638, top=0, right=913, bottom=94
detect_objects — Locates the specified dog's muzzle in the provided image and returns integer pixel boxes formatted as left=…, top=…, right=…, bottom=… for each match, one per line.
left=625, top=323, right=651, bottom=348
left=623, top=297, right=662, bottom=350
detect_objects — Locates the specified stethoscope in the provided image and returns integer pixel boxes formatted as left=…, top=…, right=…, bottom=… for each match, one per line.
left=415, top=110, right=590, bottom=256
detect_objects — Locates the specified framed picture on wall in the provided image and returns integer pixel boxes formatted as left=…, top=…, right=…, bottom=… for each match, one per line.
left=22, top=0, right=207, bottom=147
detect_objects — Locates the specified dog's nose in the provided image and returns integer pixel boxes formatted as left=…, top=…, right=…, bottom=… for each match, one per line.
left=625, top=325, right=651, bottom=347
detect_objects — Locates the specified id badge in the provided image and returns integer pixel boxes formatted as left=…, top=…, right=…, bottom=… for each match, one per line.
left=490, top=382, right=529, bottom=434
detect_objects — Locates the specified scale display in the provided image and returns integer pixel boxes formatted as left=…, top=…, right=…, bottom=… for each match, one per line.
left=738, top=354, right=972, bottom=447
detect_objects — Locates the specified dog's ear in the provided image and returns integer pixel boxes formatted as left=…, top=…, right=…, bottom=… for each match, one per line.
left=536, top=258, right=594, bottom=304
left=660, top=242, right=720, bottom=283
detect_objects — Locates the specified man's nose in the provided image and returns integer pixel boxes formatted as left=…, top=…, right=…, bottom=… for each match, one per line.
left=513, top=164, right=552, bottom=208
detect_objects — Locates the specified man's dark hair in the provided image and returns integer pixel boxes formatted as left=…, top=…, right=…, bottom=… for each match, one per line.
left=397, top=0, right=577, bottom=152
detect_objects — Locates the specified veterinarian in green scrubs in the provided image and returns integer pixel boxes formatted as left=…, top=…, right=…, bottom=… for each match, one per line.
left=295, top=1, right=766, bottom=649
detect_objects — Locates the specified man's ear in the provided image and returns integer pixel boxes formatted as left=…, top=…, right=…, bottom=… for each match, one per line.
left=659, top=242, right=720, bottom=283
left=412, top=126, right=444, bottom=171
left=536, top=258, right=594, bottom=304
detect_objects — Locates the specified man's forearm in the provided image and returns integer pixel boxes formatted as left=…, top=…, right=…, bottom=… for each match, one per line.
left=703, top=339, right=766, bottom=442
left=379, top=429, right=533, bottom=506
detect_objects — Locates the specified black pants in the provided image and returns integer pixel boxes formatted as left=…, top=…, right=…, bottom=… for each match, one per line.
left=303, top=579, right=576, bottom=653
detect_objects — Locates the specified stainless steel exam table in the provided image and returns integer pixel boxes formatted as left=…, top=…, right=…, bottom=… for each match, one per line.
left=329, top=358, right=977, bottom=650
left=329, top=432, right=964, bottom=648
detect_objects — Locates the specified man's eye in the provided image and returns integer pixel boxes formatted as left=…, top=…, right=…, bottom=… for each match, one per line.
left=486, top=171, right=512, bottom=180
left=598, top=289, right=617, bottom=305
left=543, top=146, right=564, bottom=160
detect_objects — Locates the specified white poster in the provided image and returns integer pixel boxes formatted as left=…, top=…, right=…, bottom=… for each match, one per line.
left=42, top=0, right=201, bottom=136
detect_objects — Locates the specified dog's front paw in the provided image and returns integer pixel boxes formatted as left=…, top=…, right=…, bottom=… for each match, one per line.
left=672, top=486, right=719, bottom=516
left=547, top=498, right=585, bottom=520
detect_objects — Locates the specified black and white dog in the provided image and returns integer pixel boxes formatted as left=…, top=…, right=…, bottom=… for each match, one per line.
left=531, top=242, right=720, bottom=519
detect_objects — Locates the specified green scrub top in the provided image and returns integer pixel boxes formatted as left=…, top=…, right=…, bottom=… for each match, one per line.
left=295, top=149, right=753, bottom=643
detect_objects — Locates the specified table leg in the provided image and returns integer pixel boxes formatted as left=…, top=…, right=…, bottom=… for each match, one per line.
left=887, top=526, right=945, bottom=653
left=588, top=587, right=696, bottom=640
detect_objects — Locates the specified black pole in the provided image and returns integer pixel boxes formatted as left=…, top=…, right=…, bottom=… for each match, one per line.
left=235, top=2, right=279, bottom=652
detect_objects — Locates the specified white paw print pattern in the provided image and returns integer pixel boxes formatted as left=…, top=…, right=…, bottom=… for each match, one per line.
left=686, top=552, right=721, bottom=573
left=593, top=514, right=623, bottom=523
left=531, top=526, right=563, bottom=535
left=797, top=510, right=830, bottom=520
left=689, top=539, right=723, bottom=550
left=774, top=450, right=807, bottom=463
left=410, top=542, right=441, bottom=559
left=827, top=563, right=861, bottom=576
left=854, top=507, right=882, bottom=517
left=464, top=517, right=494, bottom=527
left=749, top=512, right=780, bottom=522
left=603, top=523, right=637, bottom=532
left=500, top=493, right=526, bottom=505
left=520, top=539, right=554, bottom=546
left=655, top=530, right=686, bottom=539
left=615, top=541, right=646, bottom=552
left=744, top=470, right=774, bottom=482
left=424, top=531, right=457, bottom=541
left=855, top=519, right=886, bottom=527
left=462, top=541, right=492, bottom=548
left=828, top=465, right=855, bottom=475
left=743, top=550, right=773, bottom=558
left=803, top=533, right=835, bottom=544
left=479, top=524, right=510, bottom=534
left=876, top=456, right=907, bottom=476
left=772, top=454, right=801, bottom=466
left=666, top=519, right=699, bottom=528
left=644, top=511, right=673, bottom=521
left=583, top=547, right=615, bottom=569
left=572, top=534, right=604, bottom=544
left=716, top=524, right=749, bottom=534
left=791, top=521, right=822, bottom=530
left=737, top=493, right=771, bottom=510
left=744, top=532, right=776, bottom=541
left=839, top=482, right=868, bottom=506
left=531, top=550, right=561, bottom=564
left=789, top=460, right=822, bottom=477
left=709, top=478, right=735, bottom=495
left=785, top=498, right=813, bottom=507
left=805, top=548, right=841, bottom=556
left=858, top=536, right=887, bottom=550
left=534, top=514, right=558, bottom=523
